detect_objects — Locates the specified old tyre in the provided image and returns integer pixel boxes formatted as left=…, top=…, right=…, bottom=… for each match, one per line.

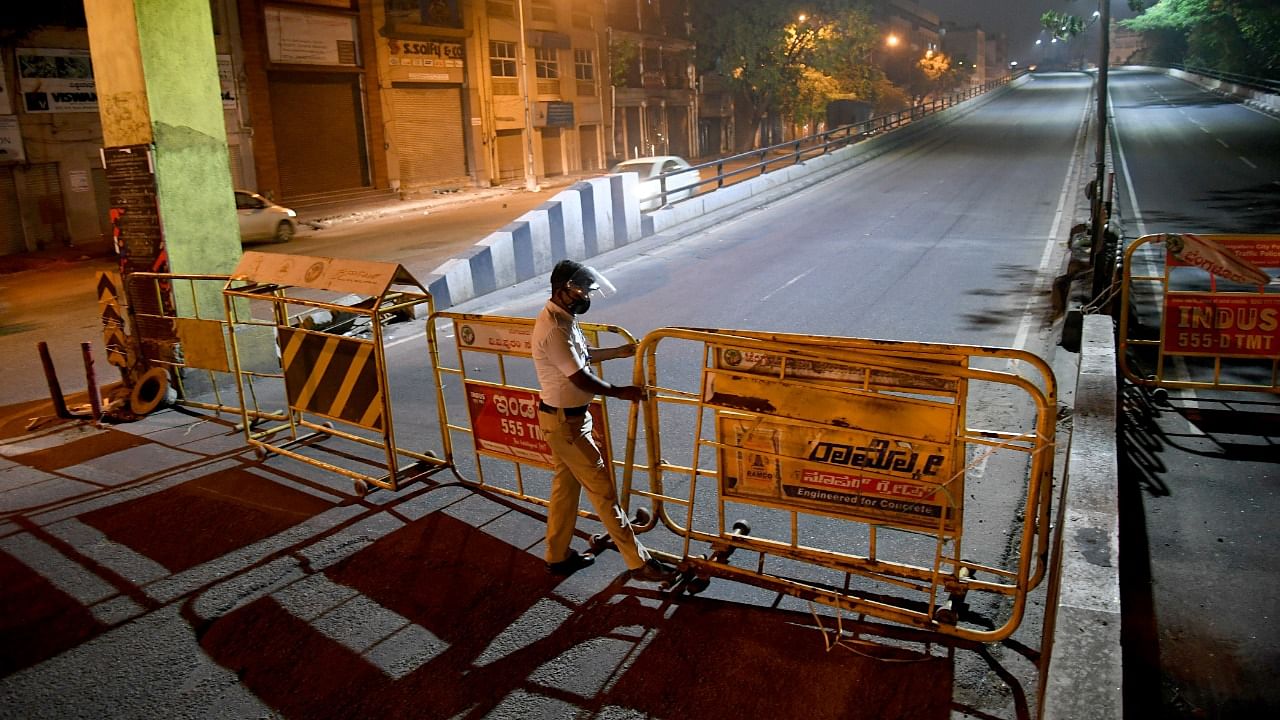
left=128, top=367, right=172, bottom=416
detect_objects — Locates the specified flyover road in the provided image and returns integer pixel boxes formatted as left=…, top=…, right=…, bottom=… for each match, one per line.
left=0, top=74, right=1096, bottom=719
left=1106, top=68, right=1280, bottom=718
left=382, top=71, right=1099, bottom=718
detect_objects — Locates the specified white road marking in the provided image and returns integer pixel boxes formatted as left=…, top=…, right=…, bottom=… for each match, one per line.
left=761, top=267, right=817, bottom=302
left=1239, top=156, right=1257, bottom=169
left=1111, top=77, right=1204, bottom=424
left=1010, top=84, right=1091, bottom=353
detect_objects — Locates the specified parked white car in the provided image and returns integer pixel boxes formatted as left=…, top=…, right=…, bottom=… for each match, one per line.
left=610, top=156, right=700, bottom=211
left=235, top=190, right=297, bottom=243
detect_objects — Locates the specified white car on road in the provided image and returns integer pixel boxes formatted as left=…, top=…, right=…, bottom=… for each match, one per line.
left=236, top=190, right=297, bottom=244
left=610, top=156, right=700, bottom=211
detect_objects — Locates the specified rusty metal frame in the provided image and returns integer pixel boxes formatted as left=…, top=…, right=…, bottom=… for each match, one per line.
left=222, top=261, right=445, bottom=495
left=124, top=271, right=286, bottom=423
left=1119, top=234, right=1280, bottom=393
left=426, top=310, right=641, bottom=520
left=622, top=328, right=1057, bottom=643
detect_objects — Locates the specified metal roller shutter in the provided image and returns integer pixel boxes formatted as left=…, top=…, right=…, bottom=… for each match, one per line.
left=19, top=163, right=66, bottom=250
left=390, top=87, right=466, bottom=187
left=268, top=73, right=369, bottom=198
left=578, top=125, right=599, bottom=171
left=0, top=169, right=24, bottom=255
left=495, top=130, right=524, bottom=183
left=541, top=128, right=563, bottom=176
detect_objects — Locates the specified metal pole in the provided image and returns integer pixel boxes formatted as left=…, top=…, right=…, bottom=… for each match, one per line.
left=516, top=0, right=539, bottom=191
left=81, top=342, right=102, bottom=423
left=1090, top=0, right=1111, bottom=293
left=37, top=342, right=73, bottom=419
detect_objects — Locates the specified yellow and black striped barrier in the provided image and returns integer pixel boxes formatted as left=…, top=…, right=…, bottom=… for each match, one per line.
left=278, top=327, right=384, bottom=430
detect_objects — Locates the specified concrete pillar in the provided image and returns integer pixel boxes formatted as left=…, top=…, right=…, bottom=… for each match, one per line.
left=84, top=0, right=240, bottom=280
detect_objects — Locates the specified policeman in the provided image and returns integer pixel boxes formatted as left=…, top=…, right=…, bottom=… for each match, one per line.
left=532, top=259, right=675, bottom=583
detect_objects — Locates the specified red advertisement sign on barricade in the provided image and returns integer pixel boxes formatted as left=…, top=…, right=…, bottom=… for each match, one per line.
left=1161, top=294, right=1280, bottom=357
left=464, top=381, right=608, bottom=469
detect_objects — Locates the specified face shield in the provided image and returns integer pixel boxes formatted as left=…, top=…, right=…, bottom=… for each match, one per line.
left=566, top=264, right=616, bottom=298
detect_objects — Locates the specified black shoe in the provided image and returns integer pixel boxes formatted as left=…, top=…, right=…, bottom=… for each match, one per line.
left=546, top=550, right=594, bottom=576
left=629, top=558, right=677, bottom=584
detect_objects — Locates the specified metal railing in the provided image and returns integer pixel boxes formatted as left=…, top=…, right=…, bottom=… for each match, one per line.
left=1166, top=63, right=1280, bottom=95
left=648, top=73, right=1023, bottom=207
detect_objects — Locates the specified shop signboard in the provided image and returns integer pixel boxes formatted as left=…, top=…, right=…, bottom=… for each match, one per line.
left=16, top=48, right=98, bottom=113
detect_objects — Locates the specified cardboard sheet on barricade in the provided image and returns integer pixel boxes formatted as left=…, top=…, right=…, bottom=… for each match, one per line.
left=463, top=381, right=608, bottom=469
left=230, top=251, right=421, bottom=295
left=708, top=346, right=964, bottom=532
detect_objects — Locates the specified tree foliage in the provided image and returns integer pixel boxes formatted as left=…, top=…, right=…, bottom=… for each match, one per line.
left=1122, top=0, right=1280, bottom=75
left=691, top=0, right=880, bottom=149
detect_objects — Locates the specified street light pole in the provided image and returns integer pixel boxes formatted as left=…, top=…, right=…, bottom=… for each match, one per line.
left=516, top=0, right=539, bottom=191
left=1090, top=1, right=1111, bottom=294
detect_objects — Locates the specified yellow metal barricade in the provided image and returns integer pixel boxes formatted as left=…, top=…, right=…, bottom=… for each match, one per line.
left=119, top=271, right=286, bottom=421
left=223, top=252, right=448, bottom=494
left=1119, top=233, right=1280, bottom=393
left=623, top=328, right=1057, bottom=643
left=426, top=311, right=641, bottom=522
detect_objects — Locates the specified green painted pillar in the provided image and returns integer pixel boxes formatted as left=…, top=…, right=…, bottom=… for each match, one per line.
left=85, top=0, right=241, bottom=283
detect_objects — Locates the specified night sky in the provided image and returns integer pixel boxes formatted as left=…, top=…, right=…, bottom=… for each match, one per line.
left=915, top=0, right=1141, bottom=63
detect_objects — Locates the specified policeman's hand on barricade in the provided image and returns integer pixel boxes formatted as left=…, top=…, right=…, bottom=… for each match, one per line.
left=612, top=384, right=647, bottom=403
left=591, top=343, right=638, bottom=362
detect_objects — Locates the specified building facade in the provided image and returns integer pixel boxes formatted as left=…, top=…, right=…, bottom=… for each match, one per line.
left=2, top=0, right=1010, bottom=258
left=0, top=0, right=703, bottom=257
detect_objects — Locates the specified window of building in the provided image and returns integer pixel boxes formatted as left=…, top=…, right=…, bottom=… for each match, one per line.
left=574, top=49, right=594, bottom=82
left=535, top=47, right=559, bottom=79
left=490, top=41, right=517, bottom=77
left=486, top=0, right=515, bottom=19
left=531, top=0, right=556, bottom=23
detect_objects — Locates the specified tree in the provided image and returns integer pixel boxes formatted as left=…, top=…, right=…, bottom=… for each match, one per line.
left=1122, top=0, right=1280, bottom=76
left=691, top=0, right=879, bottom=150
left=880, top=47, right=956, bottom=104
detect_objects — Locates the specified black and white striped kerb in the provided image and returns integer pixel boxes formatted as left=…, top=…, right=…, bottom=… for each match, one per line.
left=278, top=327, right=384, bottom=430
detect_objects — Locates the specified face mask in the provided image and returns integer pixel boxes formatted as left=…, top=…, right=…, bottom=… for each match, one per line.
left=565, top=289, right=591, bottom=315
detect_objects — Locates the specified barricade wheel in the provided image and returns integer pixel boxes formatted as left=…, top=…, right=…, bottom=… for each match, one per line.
left=590, top=533, right=617, bottom=554
left=686, top=577, right=711, bottom=594
left=632, top=506, right=652, bottom=528
left=353, top=479, right=369, bottom=496
left=731, top=519, right=751, bottom=536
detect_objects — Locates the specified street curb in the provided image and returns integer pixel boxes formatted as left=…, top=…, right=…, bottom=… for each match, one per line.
left=1043, top=315, right=1123, bottom=719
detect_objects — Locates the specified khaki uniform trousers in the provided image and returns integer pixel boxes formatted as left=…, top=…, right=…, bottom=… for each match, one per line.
left=539, top=408, right=649, bottom=570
